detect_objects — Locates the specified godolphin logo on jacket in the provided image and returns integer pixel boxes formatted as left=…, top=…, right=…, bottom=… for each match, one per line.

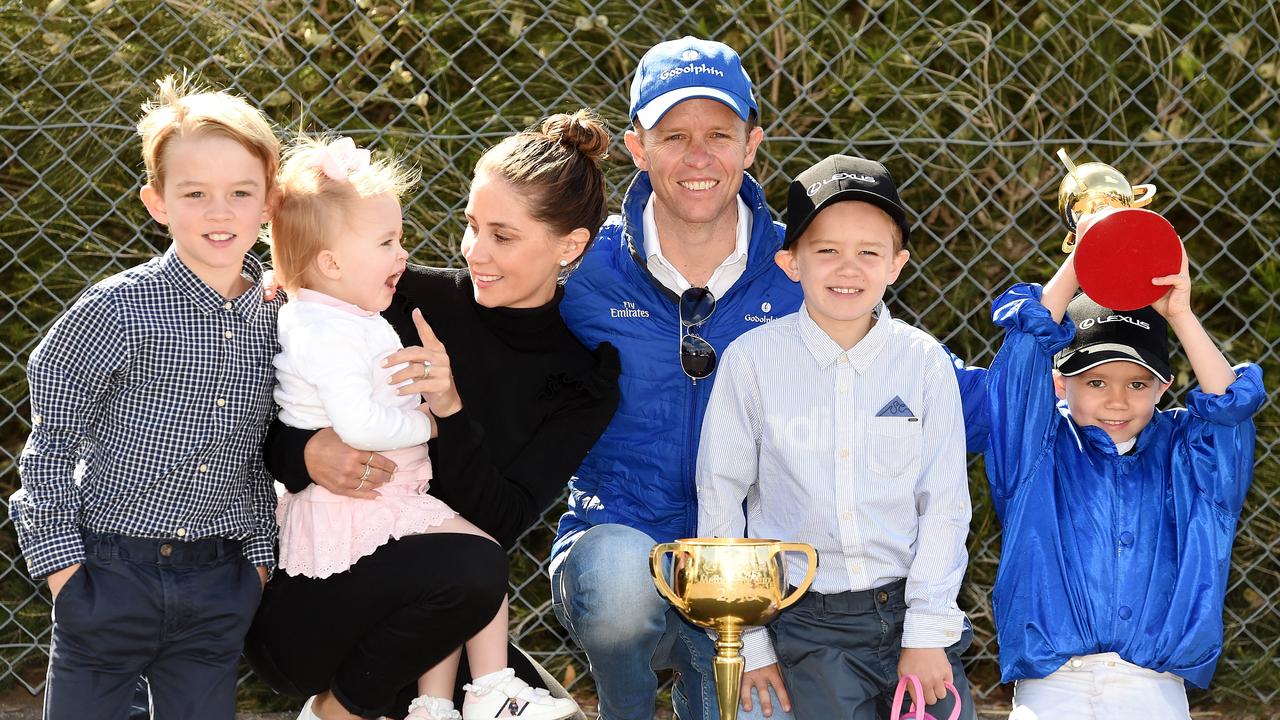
left=744, top=300, right=778, bottom=324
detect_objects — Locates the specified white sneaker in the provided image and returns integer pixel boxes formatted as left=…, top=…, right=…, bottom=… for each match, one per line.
left=406, top=695, right=462, bottom=720
left=461, top=668, right=578, bottom=720
left=296, top=696, right=321, bottom=720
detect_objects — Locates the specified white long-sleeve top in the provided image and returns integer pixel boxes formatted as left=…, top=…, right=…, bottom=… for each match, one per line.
left=274, top=289, right=430, bottom=452
left=696, top=302, right=971, bottom=671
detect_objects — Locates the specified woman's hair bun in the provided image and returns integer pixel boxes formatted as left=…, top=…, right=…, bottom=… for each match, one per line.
left=542, top=109, right=609, bottom=166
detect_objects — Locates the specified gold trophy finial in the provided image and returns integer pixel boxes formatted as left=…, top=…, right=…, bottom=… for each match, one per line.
left=650, top=538, right=817, bottom=720
left=1055, top=148, right=1157, bottom=253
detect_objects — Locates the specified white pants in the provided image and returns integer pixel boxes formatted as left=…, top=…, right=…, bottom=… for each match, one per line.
left=1008, top=653, right=1191, bottom=720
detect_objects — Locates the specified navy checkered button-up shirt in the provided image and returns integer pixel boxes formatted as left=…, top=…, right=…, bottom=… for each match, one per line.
left=12, top=248, right=282, bottom=578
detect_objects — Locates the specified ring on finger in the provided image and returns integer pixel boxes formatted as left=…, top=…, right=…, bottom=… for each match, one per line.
left=356, top=478, right=367, bottom=491
left=359, top=464, right=372, bottom=483
left=422, top=361, right=432, bottom=379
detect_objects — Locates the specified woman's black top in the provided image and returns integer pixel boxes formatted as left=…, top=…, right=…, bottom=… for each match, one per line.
left=263, top=265, right=620, bottom=549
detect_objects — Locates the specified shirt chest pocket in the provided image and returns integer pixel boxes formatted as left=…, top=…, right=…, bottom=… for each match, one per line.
left=866, top=417, right=922, bottom=478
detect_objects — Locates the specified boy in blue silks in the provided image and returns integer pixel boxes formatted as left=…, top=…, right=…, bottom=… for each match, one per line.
left=986, top=234, right=1264, bottom=719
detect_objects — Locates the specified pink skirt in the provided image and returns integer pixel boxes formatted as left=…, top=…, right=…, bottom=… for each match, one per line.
left=276, top=444, right=457, bottom=578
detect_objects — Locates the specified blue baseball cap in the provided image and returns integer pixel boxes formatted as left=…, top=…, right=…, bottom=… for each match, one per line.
left=629, top=37, right=758, bottom=130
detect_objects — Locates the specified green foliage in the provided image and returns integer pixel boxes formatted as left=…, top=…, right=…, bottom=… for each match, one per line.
left=2, top=0, right=1277, bottom=709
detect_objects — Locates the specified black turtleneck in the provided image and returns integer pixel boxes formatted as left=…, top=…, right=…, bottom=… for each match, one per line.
left=263, top=265, right=619, bottom=549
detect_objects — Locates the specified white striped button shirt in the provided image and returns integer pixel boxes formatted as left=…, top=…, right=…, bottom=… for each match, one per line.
left=11, top=248, right=282, bottom=578
left=696, top=303, right=971, bottom=670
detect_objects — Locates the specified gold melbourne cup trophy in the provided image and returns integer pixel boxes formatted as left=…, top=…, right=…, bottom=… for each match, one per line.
left=649, top=538, right=818, bottom=720
left=1055, top=148, right=1183, bottom=311
left=1056, top=147, right=1157, bottom=253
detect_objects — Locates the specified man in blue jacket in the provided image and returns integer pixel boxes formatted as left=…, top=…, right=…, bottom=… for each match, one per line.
left=550, top=37, right=801, bottom=720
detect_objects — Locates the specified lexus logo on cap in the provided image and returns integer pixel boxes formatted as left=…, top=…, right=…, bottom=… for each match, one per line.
left=806, top=171, right=877, bottom=196
left=681, top=49, right=699, bottom=61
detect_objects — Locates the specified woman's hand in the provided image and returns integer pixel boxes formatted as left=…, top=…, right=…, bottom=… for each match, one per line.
left=383, top=309, right=463, bottom=418
left=261, top=269, right=284, bottom=302
left=303, top=427, right=395, bottom=499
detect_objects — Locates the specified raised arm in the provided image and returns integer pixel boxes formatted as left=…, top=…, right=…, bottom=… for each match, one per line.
left=1151, top=249, right=1234, bottom=394
left=985, top=282, right=1076, bottom=500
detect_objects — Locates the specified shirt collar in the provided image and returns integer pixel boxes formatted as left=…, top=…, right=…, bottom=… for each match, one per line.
left=295, top=288, right=379, bottom=317
left=642, top=195, right=751, bottom=270
left=796, top=301, right=892, bottom=371
left=158, top=246, right=267, bottom=320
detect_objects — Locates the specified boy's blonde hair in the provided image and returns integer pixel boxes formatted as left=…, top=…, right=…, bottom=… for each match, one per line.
left=136, top=74, right=280, bottom=192
left=270, top=135, right=419, bottom=294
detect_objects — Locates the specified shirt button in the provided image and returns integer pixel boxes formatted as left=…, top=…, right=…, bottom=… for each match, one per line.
left=1070, top=659, right=1083, bottom=668
left=837, top=355, right=849, bottom=365
left=215, top=398, right=226, bottom=407
left=1120, top=531, right=1134, bottom=546
left=159, top=544, right=173, bottom=558
left=839, top=449, right=850, bottom=459
left=198, top=464, right=208, bottom=473
left=841, top=510, right=853, bottom=520
left=176, top=528, right=187, bottom=538
left=1118, top=605, right=1133, bottom=620
left=223, top=330, right=233, bottom=339
left=223, top=301, right=233, bottom=310
left=32, top=414, right=42, bottom=426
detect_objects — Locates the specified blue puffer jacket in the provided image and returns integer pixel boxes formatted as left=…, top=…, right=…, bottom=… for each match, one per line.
left=552, top=171, right=804, bottom=561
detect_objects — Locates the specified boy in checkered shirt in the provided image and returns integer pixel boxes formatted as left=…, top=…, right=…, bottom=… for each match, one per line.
left=10, top=75, right=282, bottom=719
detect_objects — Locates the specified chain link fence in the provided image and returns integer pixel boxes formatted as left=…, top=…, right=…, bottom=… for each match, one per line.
left=2, top=0, right=1277, bottom=711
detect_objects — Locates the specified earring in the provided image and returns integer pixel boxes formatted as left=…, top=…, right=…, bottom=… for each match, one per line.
left=559, top=259, right=569, bottom=267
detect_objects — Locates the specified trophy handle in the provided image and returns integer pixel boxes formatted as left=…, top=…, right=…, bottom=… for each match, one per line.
left=774, top=543, right=818, bottom=611
left=1131, top=183, right=1157, bottom=208
left=649, top=543, right=689, bottom=612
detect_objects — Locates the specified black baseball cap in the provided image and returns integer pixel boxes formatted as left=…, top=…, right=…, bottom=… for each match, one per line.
left=1054, top=294, right=1172, bottom=383
left=783, top=154, right=912, bottom=250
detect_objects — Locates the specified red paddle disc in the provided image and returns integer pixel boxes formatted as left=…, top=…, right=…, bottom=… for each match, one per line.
left=1073, top=208, right=1183, bottom=311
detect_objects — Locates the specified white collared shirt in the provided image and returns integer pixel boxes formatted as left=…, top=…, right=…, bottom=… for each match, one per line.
left=642, top=195, right=751, bottom=297
left=696, top=303, right=971, bottom=669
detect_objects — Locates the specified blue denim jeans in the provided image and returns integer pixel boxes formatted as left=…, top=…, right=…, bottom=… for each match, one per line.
left=551, top=524, right=793, bottom=720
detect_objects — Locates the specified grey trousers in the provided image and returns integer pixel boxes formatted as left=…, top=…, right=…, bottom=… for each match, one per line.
left=769, top=579, right=975, bottom=720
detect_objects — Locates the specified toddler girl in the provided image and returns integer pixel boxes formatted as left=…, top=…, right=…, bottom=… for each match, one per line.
left=269, top=136, right=577, bottom=720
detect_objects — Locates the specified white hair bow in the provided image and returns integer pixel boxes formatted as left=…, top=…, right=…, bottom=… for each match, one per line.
left=309, top=137, right=370, bottom=181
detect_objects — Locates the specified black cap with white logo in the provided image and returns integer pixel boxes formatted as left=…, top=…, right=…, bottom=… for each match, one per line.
left=1054, top=294, right=1172, bottom=383
left=783, top=154, right=912, bottom=250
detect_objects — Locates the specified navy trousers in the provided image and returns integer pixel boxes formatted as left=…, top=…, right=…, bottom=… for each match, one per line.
left=43, top=532, right=261, bottom=720
left=769, top=579, right=976, bottom=720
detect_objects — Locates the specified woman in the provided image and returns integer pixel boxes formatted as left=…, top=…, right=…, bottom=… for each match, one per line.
left=246, top=110, right=618, bottom=720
